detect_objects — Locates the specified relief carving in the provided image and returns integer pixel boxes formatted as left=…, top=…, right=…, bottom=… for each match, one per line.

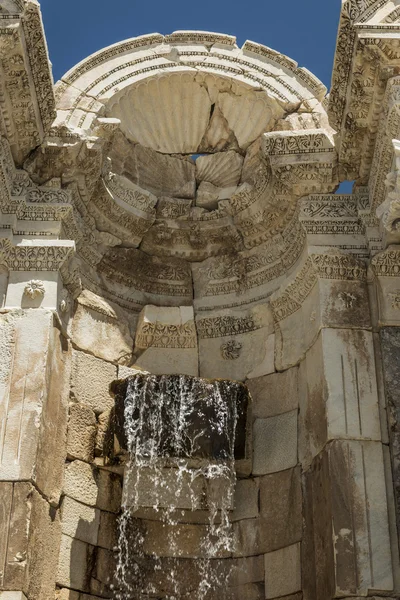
left=220, top=339, right=242, bottom=360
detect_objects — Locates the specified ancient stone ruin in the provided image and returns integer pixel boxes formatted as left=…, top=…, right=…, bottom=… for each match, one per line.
left=1, top=0, right=400, bottom=599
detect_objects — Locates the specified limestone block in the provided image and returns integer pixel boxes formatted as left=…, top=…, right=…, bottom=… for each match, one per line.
left=142, top=520, right=231, bottom=558
left=0, top=482, right=62, bottom=599
left=246, top=367, right=298, bottom=419
left=380, top=327, right=400, bottom=540
left=92, top=547, right=116, bottom=586
left=67, top=404, right=97, bottom=462
left=64, top=460, right=98, bottom=507
left=97, top=511, right=118, bottom=550
left=272, top=259, right=370, bottom=370
left=122, top=465, right=231, bottom=511
left=134, top=305, right=198, bottom=376
left=247, top=334, right=276, bottom=379
left=252, top=411, right=298, bottom=476
left=56, top=534, right=94, bottom=593
left=318, top=279, right=370, bottom=330
left=95, top=468, right=122, bottom=513
left=197, top=305, right=274, bottom=381
left=234, top=467, right=302, bottom=556
left=0, top=311, right=70, bottom=503
left=55, top=590, right=79, bottom=600
left=299, top=329, right=381, bottom=468
left=35, top=321, right=71, bottom=503
left=64, top=460, right=122, bottom=513
left=264, top=543, right=301, bottom=599
left=61, top=497, right=100, bottom=546
left=225, top=583, right=264, bottom=600
left=5, top=271, right=61, bottom=310
left=69, top=292, right=133, bottom=364
left=0, top=594, right=28, bottom=599
left=94, top=409, right=112, bottom=457
left=231, top=478, right=259, bottom=521
left=303, top=440, right=393, bottom=598
left=273, top=278, right=321, bottom=370
left=71, top=350, right=116, bottom=415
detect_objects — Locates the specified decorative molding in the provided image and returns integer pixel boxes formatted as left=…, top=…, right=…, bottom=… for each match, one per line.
left=135, top=321, right=197, bottom=349
left=371, top=247, right=400, bottom=276
left=196, top=315, right=262, bottom=339
left=271, top=252, right=367, bottom=322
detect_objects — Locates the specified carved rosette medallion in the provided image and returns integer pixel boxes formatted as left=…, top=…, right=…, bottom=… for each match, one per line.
left=220, top=340, right=243, bottom=360
left=24, top=279, right=45, bottom=299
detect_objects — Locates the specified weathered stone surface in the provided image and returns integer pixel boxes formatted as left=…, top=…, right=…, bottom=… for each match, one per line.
left=123, top=465, right=233, bottom=511
left=70, top=292, right=134, bottom=365
left=380, top=327, right=400, bottom=543
left=71, top=351, right=116, bottom=415
left=56, top=534, right=94, bottom=593
left=0, top=594, right=28, bottom=600
left=61, top=497, right=100, bottom=546
left=303, top=440, right=393, bottom=598
left=299, top=329, right=381, bottom=468
left=64, top=460, right=122, bottom=513
left=67, top=404, right=97, bottom=462
left=55, top=589, right=80, bottom=600
left=0, top=482, right=61, bottom=599
left=142, top=520, right=230, bottom=558
left=0, top=311, right=70, bottom=502
left=134, top=305, right=198, bottom=376
left=234, top=467, right=302, bottom=556
left=231, top=478, right=259, bottom=522
left=92, top=547, right=116, bottom=587
left=198, top=305, right=274, bottom=381
left=196, top=151, right=243, bottom=188
left=94, top=409, right=112, bottom=457
left=121, top=142, right=196, bottom=198
left=246, top=367, right=298, bottom=419
left=64, top=460, right=99, bottom=507
left=253, top=411, right=298, bottom=476
left=264, top=543, right=301, bottom=599
left=97, top=511, right=118, bottom=550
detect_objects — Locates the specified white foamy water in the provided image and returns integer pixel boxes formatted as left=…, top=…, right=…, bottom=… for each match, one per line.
left=114, top=374, right=244, bottom=599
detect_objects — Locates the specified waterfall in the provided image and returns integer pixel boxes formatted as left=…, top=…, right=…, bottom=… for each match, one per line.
left=114, top=374, right=248, bottom=599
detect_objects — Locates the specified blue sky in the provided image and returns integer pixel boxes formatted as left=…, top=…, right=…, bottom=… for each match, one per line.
left=40, top=0, right=341, bottom=86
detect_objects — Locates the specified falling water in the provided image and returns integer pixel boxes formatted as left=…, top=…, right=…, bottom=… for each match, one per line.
left=114, top=373, right=248, bottom=599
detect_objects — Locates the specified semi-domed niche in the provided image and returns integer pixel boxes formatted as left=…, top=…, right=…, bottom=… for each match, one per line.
left=47, top=32, right=336, bottom=313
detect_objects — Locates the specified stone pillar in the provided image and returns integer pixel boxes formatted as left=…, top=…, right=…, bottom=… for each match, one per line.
left=372, top=246, right=400, bottom=563
left=0, top=308, right=71, bottom=599
left=271, top=248, right=397, bottom=599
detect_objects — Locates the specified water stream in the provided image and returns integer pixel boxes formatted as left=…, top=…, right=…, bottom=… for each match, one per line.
left=114, top=374, right=247, bottom=599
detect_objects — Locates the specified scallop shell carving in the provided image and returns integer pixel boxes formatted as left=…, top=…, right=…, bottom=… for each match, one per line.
left=109, top=72, right=212, bottom=154
left=196, top=151, right=244, bottom=188
left=218, top=91, right=277, bottom=149
left=108, top=72, right=282, bottom=154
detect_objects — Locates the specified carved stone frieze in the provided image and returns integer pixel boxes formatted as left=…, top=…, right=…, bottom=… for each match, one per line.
left=371, top=246, right=400, bottom=276
left=135, top=321, right=197, bottom=349
left=0, top=1, right=55, bottom=163
left=271, top=252, right=367, bottom=323
left=196, top=315, right=261, bottom=339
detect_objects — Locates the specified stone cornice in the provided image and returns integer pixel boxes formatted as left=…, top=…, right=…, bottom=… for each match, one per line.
left=0, top=0, right=55, bottom=164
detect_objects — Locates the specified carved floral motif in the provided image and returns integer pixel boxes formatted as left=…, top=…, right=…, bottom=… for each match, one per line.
left=220, top=340, right=243, bottom=360
left=136, top=322, right=197, bottom=349
left=24, top=279, right=45, bottom=299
